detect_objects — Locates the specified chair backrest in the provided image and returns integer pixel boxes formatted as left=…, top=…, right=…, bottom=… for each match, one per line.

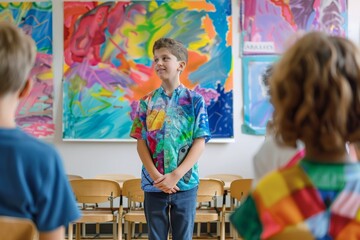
left=67, top=174, right=83, bottom=181
left=122, top=178, right=144, bottom=204
left=230, top=178, right=252, bottom=202
left=70, top=179, right=121, bottom=204
left=205, top=174, right=242, bottom=182
left=94, top=173, right=136, bottom=182
left=197, top=178, right=225, bottom=203
left=0, top=216, right=37, bottom=240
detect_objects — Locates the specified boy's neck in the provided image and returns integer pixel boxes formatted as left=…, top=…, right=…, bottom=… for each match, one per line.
left=0, top=94, right=19, bottom=128
left=161, top=79, right=181, bottom=96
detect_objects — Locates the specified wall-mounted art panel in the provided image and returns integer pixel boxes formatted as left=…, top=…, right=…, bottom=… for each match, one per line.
left=0, top=2, right=54, bottom=137
left=240, top=0, right=348, bottom=55
left=242, top=55, right=278, bottom=135
left=63, top=1, right=233, bottom=141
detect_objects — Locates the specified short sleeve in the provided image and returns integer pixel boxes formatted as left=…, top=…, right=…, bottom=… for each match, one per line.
left=193, top=95, right=211, bottom=142
left=34, top=150, right=80, bottom=231
left=130, top=99, right=147, bottom=140
left=230, top=195, right=263, bottom=240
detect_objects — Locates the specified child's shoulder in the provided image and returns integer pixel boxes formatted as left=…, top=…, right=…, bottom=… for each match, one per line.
left=140, top=88, right=161, bottom=101
left=254, top=164, right=306, bottom=195
left=0, top=128, right=59, bottom=161
left=15, top=129, right=58, bottom=156
left=179, top=86, right=205, bottom=101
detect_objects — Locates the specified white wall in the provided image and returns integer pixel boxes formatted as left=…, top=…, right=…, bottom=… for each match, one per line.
left=25, top=0, right=360, bottom=178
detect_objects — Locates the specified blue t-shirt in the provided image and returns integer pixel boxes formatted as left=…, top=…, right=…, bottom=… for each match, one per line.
left=0, top=128, right=80, bottom=231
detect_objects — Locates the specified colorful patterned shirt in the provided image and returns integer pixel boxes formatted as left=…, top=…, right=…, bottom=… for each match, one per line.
left=230, top=159, right=360, bottom=240
left=130, top=84, right=210, bottom=192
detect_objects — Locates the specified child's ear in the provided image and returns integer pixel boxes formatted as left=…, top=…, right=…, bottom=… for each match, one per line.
left=18, top=78, right=33, bottom=99
left=178, top=61, right=186, bottom=72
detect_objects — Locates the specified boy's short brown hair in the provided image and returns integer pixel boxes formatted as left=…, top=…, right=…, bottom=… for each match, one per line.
left=153, top=38, right=188, bottom=63
left=270, top=32, right=360, bottom=154
left=0, top=22, right=36, bottom=96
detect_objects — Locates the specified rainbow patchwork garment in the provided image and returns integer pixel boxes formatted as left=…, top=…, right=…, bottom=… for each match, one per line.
left=230, top=159, right=360, bottom=239
left=130, top=84, right=210, bottom=192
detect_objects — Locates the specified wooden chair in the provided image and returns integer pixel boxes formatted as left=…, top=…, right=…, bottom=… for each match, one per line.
left=195, top=178, right=226, bottom=240
left=94, top=174, right=136, bottom=237
left=229, top=178, right=253, bottom=240
left=121, top=178, right=146, bottom=240
left=95, top=174, right=136, bottom=188
left=67, top=174, right=83, bottom=181
left=205, top=174, right=242, bottom=190
left=203, top=174, right=242, bottom=237
left=68, top=179, right=122, bottom=240
left=0, top=216, right=37, bottom=240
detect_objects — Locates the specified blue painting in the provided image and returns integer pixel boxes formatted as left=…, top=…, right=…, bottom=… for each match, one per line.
left=242, top=55, right=279, bottom=135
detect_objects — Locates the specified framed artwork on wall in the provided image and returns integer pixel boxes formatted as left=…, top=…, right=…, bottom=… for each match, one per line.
left=0, top=2, right=54, bottom=138
left=242, top=55, right=279, bottom=135
left=240, top=0, right=348, bottom=55
left=62, top=0, right=233, bottom=141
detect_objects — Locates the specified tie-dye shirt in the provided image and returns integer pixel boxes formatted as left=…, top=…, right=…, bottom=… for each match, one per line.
left=130, top=84, right=210, bottom=192
left=230, top=159, right=360, bottom=240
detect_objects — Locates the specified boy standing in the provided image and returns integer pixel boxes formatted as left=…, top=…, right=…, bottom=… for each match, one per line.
left=0, top=22, right=80, bottom=239
left=130, top=38, right=210, bottom=239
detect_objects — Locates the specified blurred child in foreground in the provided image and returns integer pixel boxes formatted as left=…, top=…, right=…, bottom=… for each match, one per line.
left=231, top=32, right=360, bottom=239
left=0, top=22, right=80, bottom=239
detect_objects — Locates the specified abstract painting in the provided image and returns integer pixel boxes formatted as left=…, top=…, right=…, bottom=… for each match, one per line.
left=242, top=55, right=278, bottom=135
left=0, top=2, right=54, bottom=137
left=240, top=0, right=348, bottom=54
left=63, top=1, right=233, bottom=141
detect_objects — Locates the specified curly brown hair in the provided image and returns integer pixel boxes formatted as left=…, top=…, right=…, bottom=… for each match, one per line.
left=270, top=32, right=360, bottom=157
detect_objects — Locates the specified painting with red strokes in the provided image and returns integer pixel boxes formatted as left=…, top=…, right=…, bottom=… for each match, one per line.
left=63, top=1, right=233, bottom=141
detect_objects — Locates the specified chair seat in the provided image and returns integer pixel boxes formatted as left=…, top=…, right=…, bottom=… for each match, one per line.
left=123, top=211, right=147, bottom=222
left=195, top=210, right=219, bottom=222
left=77, top=213, right=116, bottom=223
left=0, top=216, right=37, bottom=240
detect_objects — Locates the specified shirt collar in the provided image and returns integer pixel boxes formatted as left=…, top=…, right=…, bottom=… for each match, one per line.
left=159, top=84, right=184, bottom=96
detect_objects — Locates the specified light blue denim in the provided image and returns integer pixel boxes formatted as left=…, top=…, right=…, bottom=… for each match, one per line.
left=144, top=186, right=198, bottom=240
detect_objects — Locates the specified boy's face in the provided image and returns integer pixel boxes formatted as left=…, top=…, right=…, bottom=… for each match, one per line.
left=153, top=48, right=185, bottom=82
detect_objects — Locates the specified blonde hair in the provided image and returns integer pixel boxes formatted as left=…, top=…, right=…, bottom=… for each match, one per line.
left=270, top=32, right=360, bottom=155
left=0, top=22, right=36, bottom=96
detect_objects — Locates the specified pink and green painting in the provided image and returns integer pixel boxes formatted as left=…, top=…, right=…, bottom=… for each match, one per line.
left=63, top=1, right=233, bottom=141
left=0, top=2, right=54, bottom=137
left=241, top=0, right=347, bottom=54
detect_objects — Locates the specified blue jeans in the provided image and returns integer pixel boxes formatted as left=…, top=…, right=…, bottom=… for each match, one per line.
left=144, top=186, right=197, bottom=240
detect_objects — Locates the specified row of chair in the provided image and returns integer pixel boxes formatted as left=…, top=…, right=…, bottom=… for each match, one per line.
left=66, top=174, right=253, bottom=240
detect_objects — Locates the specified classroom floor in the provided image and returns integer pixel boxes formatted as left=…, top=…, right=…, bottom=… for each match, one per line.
left=73, top=237, right=242, bottom=240
left=66, top=222, right=243, bottom=239
left=67, top=233, right=243, bottom=240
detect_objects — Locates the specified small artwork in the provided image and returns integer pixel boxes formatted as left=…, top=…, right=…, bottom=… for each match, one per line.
left=240, top=0, right=348, bottom=54
left=242, top=55, right=278, bottom=135
left=63, top=1, right=233, bottom=141
left=0, top=2, right=54, bottom=138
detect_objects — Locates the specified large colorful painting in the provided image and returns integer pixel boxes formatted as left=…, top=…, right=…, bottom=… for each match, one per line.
left=242, top=55, right=278, bottom=135
left=63, top=1, right=233, bottom=141
left=0, top=2, right=54, bottom=137
left=240, top=0, right=348, bottom=54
